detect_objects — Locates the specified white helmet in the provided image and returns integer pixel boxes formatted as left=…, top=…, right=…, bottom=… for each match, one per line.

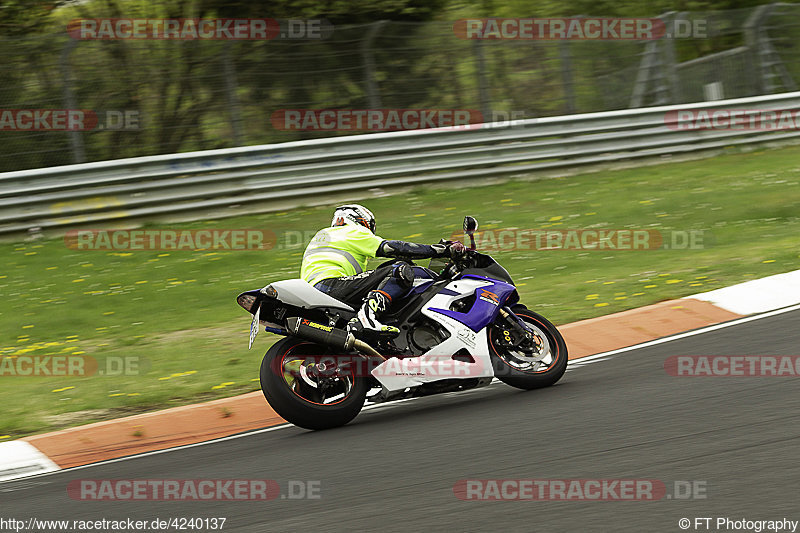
left=331, top=204, right=376, bottom=233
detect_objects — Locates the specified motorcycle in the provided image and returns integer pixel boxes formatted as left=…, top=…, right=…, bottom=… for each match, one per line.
left=237, top=216, right=568, bottom=430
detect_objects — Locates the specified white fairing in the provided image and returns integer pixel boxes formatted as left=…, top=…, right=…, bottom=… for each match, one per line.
left=267, top=279, right=354, bottom=311
left=372, top=278, right=496, bottom=391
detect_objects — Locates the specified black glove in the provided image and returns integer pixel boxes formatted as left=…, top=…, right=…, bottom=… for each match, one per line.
left=448, top=240, right=466, bottom=259
left=432, top=240, right=467, bottom=259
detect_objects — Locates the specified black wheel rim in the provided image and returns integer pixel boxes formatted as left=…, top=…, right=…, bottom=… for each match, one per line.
left=278, top=342, right=355, bottom=406
left=489, top=314, right=561, bottom=374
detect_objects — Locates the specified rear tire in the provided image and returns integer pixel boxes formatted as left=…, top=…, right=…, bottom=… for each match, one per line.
left=489, top=305, right=568, bottom=390
left=260, top=337, right=368, bottom=430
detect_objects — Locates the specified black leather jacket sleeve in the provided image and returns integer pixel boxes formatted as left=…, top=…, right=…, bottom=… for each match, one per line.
left=376, top=240, right=448, bottom=259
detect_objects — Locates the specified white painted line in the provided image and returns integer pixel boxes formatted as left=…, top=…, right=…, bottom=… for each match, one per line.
left=4, top=301, right=800, bottom=484
left=687, top=269, right=800, bottom=315
left=0, top=441, right=60, bottom=482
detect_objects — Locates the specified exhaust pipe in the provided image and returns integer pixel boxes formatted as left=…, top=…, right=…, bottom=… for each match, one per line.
left=286, top=317, right=383, bottom=359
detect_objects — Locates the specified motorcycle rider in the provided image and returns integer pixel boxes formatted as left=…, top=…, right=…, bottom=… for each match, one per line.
left=301, top=204, right=465, bottom=337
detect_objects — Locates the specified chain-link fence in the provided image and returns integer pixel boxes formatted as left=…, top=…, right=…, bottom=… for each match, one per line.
left=1, top=4, right=800, bottom=172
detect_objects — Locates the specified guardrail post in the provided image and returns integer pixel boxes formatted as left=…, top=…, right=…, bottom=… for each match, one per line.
left=473, top=39, right=491, bottom=121
left=222, top=41, right=244, bottom=146
left=745, top=4, right=772, bottom=95
left=361, top=21, right=387, bottom=109
left=558, top=41, right=576, bottom=114
left=661, top=12, right=682, bottom=103
left=59, top=39, right=86, bottom=164
left=629, top=41, right=660, bottom=108
left=744, top=3, right=796, bottom=95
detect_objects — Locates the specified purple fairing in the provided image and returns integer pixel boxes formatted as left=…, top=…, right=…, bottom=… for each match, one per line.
left=408, top=265, right=437, bottom=294
left=428, top=275, right=517, bottom=332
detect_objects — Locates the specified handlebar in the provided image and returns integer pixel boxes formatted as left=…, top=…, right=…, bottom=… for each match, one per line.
left=440, top=249, right=476, bottom=280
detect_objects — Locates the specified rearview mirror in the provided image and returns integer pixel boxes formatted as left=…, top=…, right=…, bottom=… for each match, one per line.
left=463, top=216, right=478, bottom=251
left=463, top=216, right=478, bottom=234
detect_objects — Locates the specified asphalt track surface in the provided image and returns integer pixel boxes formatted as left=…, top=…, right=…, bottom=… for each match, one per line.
left=3, top=308, right=800, bottom=533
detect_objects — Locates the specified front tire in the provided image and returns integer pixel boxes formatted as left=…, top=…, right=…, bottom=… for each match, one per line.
left=489, top=305, right=568, bottom=390
left=260, top=337, right=368, bottom=430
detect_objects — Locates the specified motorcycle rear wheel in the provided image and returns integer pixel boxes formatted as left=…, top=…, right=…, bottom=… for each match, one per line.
left=260, top=337, right=368, bottom=430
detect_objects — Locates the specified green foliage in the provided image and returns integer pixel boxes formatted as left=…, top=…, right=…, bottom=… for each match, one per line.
left=203, top=0, right=449, bottom=22
left=1, top=0, right=800, bottom=171
left=0, top=0, right=67, bottom=35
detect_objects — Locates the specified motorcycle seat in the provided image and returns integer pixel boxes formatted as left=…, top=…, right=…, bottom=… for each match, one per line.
left=268, top=279, right=355, bottom=312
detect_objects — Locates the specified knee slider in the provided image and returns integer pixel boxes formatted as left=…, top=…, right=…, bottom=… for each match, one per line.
left=377, top=261, right=414, bottom=292
left=392, top=262, right=414, bottom=290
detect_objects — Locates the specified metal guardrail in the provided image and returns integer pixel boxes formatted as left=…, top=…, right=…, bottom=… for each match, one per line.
left=2, top=91, right=800, bottom=235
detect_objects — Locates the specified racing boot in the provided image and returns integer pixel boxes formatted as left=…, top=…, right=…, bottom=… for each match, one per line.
left=350, top=290, right=400, bottom=339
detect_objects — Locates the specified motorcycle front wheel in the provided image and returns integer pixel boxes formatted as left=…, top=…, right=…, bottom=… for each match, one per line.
left=488, top=305, right=568, bottom=390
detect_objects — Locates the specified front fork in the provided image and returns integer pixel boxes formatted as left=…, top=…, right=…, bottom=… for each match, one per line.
left=497, top=306, right=536, bottom=346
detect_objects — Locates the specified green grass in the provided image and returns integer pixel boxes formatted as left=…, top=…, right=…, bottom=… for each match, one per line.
left=1, top=145, right=799, bottom=438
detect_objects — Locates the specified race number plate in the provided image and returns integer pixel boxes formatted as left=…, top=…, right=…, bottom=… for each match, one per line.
left=248, top=303, right=261, bottom=350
